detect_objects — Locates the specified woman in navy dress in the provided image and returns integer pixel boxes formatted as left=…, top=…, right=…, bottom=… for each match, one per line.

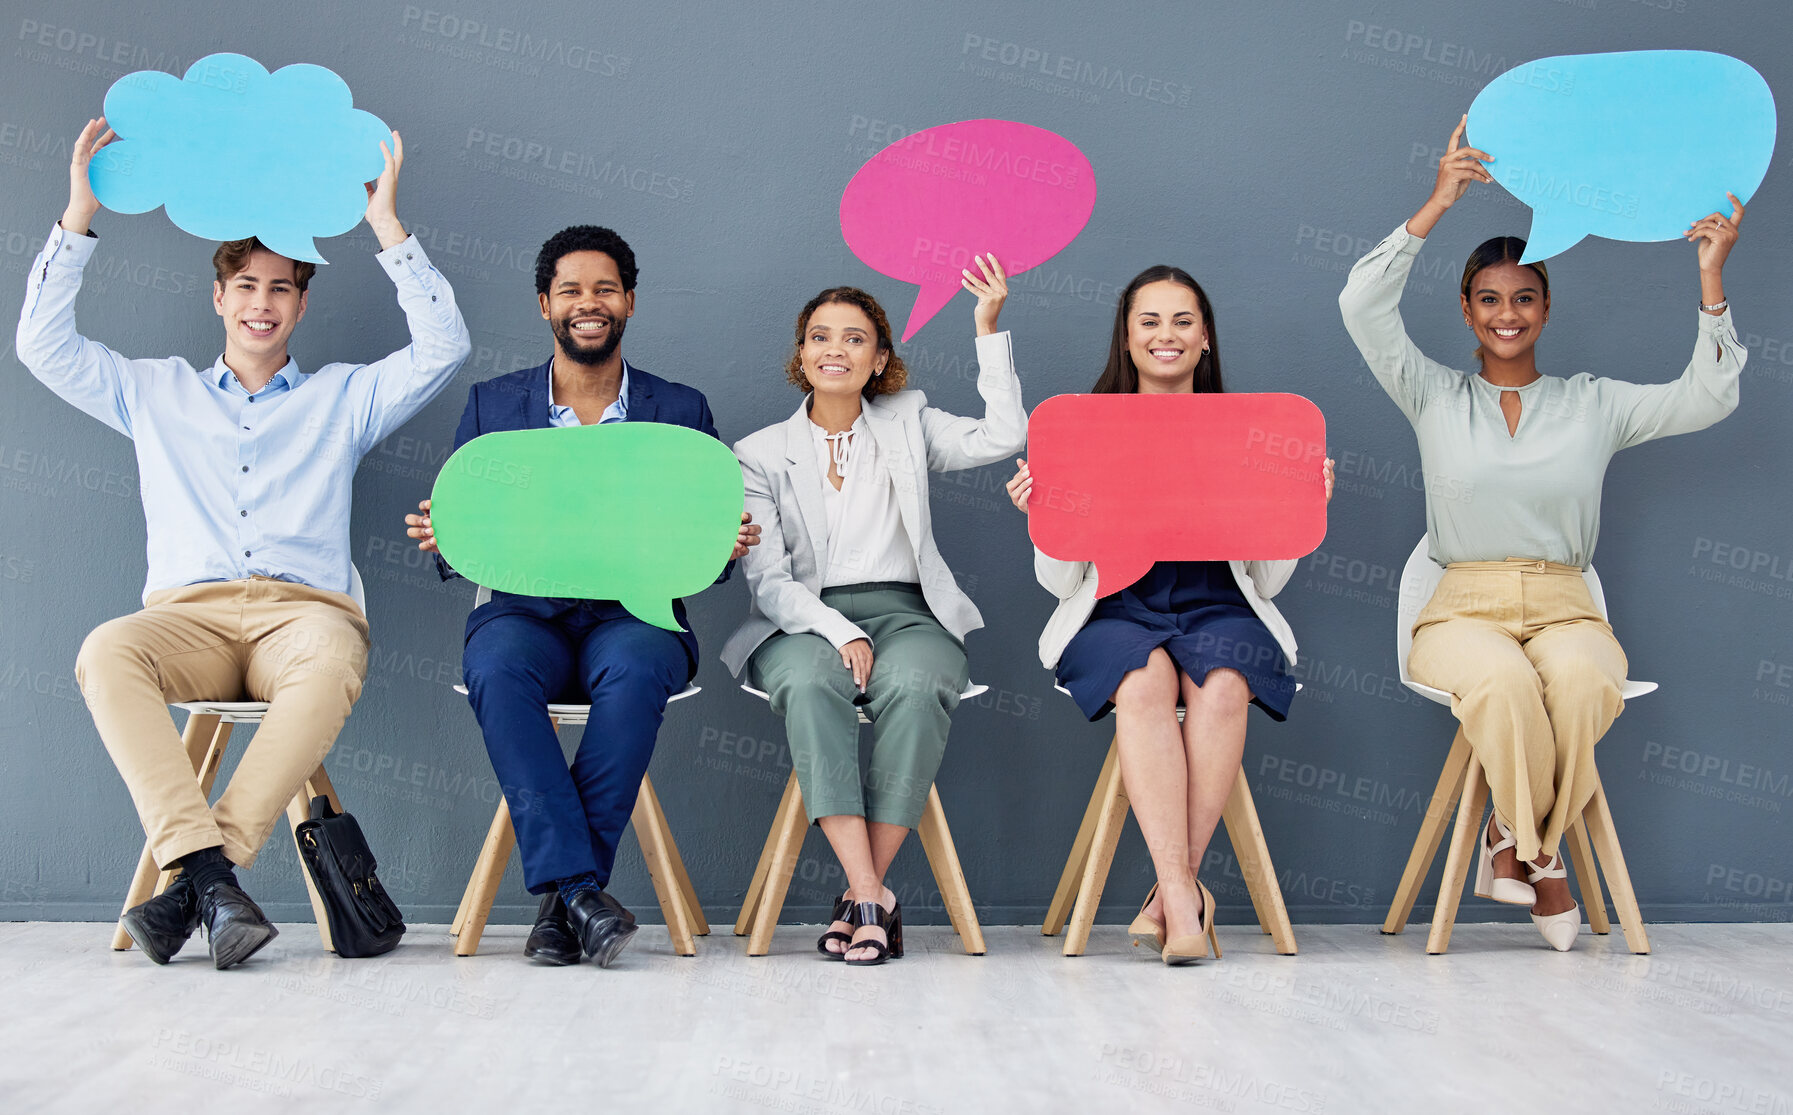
left=1008, top=266, right=1332, bottom=964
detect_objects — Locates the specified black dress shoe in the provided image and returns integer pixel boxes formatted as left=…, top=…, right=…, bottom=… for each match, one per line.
left=523, top=892, right=581, bottom=966
left=564, top=889, right=637, bottom=968
left=197, top=881, right=278, bottom=970
left=120, top=875, right=201, bottom=965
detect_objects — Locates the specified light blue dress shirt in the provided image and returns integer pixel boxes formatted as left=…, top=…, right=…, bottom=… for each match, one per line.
left=15, top=222, right=472, bottom=601
left=546, top=359, right=629, bottom=427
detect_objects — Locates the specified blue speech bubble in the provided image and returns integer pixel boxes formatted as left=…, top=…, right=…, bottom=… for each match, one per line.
left=88, top=53, right=390, bottom=263
left=1468, top=51, right=1776, bottom=263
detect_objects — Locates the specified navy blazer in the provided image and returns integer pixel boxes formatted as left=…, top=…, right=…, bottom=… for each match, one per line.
left=438, top=358, right=727, bottom=662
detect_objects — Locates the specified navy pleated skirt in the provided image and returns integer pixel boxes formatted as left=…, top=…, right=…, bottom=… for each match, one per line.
left=1055, top=560, right=1295, bottom=723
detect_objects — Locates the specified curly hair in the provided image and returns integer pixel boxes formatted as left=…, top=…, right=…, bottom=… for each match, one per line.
left=784, top=287, right=908, bottom=397
left=534, top=225, right=638, bottom=295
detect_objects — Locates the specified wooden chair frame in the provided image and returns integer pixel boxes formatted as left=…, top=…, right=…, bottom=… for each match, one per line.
left=113, top=707, right=340, bottom=952
left=448, top=704, right=709, bottom=957
left=1042, top=734, right=1298, bottom=957
left=733, top=770, right=985, bottom=957
left=1381, top=730, right=1650, bottom=954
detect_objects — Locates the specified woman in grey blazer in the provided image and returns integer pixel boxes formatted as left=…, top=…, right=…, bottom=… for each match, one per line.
left=1008, top=266, right=1332, bottom=964
left=721, top=259, right=1024, bottom=964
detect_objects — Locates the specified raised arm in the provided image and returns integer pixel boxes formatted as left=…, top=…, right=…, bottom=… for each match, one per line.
left=737, top=447, right=867, bottom=650
left=1603, top=195, right=1748, bottom=449
left=920, top=254, right=1027, bottom=470
left=15, top=117, right=143, bottom=438
left=344, top=132, right=472, bottom=450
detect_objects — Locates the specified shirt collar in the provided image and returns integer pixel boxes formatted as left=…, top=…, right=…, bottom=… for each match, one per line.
left=548, top=358, right=630, bottom=421
left=212, top=356, right=303, bottom=397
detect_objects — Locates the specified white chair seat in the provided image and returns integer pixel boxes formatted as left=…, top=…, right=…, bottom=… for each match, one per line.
left=740, top=681, right=987, bottom=724
left=450, top=683, right=700, bottom=728
left=1395, top=539, right=1654, bottom=704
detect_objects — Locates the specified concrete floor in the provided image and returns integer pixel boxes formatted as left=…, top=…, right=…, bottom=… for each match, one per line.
left=1, top=920, right=1789, bottom=1114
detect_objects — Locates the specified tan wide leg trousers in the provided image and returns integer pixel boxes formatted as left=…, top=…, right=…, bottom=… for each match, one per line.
left=1408, top=560, right=1628, bottom=862
left=74, top=577, right=369, bottom=869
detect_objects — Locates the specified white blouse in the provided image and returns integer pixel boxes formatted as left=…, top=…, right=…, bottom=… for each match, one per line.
left=809, top=415, right=921, bottom=588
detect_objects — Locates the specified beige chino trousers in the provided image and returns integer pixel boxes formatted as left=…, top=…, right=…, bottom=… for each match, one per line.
left=1408, top=560, right=1628, bottom=863
left=74, top=577, right=369, bottom=869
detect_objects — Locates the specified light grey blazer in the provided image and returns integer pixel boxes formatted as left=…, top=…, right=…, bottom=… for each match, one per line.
left=1033, top=551, right=1301, bottom=672
left=720, top=331, right=1026, bottom=677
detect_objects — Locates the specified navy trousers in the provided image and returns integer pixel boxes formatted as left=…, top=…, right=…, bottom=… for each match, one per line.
left=463, top=601, right=690, bottom=894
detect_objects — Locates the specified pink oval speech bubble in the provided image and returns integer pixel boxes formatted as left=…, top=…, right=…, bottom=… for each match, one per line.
left=840, top=119, right=1096, bottom=341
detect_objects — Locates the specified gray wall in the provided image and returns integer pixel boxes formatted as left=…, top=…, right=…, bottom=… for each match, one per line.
left=2, top=0, right=1788, bottom=928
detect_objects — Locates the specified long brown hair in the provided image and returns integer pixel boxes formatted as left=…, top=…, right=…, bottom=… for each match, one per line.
left=785, top=287, right=908, bottom=397
left=1090, top=265, right=1223, bottom=394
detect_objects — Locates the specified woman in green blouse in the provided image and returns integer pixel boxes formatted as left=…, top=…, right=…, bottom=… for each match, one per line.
left=1338, top=115, right=1747, bottom=951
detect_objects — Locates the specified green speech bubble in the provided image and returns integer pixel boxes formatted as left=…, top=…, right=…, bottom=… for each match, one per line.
left=429, top=424, right=744, bottom=631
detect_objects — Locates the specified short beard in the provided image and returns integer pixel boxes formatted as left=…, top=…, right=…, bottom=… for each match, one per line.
left=553, top=313, right=624, bottom=366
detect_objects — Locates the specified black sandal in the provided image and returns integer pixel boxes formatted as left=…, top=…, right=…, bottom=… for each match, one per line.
left=842, top=900, right=904, bottom=966
left=815, top=894, right=855, bottom=959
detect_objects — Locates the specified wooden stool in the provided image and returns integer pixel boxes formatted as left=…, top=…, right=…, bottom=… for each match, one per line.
left=1381, top=730, right=1650, bottom=954
left=1043, top=732, right=1298, bottom=957
left=447, top=693, right=709, bottom=957
left=112, top=705, right=342, bottom=952
left=733, top=771, right=985, bottom=956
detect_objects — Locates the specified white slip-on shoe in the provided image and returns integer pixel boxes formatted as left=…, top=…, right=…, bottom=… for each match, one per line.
left=1527, top=854, right=1580, bottom=952
left=1475, top=813, right=1538, bottom=906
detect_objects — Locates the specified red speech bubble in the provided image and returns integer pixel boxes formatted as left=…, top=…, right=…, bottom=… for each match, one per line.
left=840, top=119, right=1096, bottom=341
left=1027, top=393, right=1328, bottom=597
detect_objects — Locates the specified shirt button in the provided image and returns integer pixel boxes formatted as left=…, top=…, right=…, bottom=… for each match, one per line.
left=406, top=253, right=414, bottom=260
left=239, top=510, right=247, bottom=517
left=241, top=466, right=249, bottom=472
left=244, top=550, right=252, bottom=557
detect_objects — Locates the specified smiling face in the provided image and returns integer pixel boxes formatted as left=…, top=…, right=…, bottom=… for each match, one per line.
left=213, top=249, right=307, bottom=361
left=1125, top=280, right=1207, bottom=392
left=541, top=249, right=634, bottom=366
left=1461, top=260, right=1549, bottom=363
left=799, top=301, right=889, bottom=400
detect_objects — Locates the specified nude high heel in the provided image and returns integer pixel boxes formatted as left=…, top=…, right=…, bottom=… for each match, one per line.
left=1128, top=884, right=1166, bottom=950
left=1475, top=813, right=1538, bottom=906
left=1526, top=855, right=1580, bottom=952
left=1161, top=882, right=1220, bottom=966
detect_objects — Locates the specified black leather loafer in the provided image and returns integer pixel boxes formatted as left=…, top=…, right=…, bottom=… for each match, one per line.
left=564, top=889, right=637, bottom=968
left=120, top=875, right=200, bottom=965
left=197, top=881, right=278, bottom=970
left=523, top=892, right=581, bottom=966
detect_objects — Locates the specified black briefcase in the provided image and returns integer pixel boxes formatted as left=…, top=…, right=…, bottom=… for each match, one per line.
left=294, top=796, right=407, bottom=957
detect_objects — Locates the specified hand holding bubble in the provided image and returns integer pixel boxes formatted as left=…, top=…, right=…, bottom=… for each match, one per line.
left=840, top=119, right=1096, bottom=341
left=1466, top=51, right=1776, bottom=263
left=88, top=52, right=394, bottom=263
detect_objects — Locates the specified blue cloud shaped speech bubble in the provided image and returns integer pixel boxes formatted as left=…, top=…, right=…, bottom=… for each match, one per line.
left=1468, top=51, right=1776, bottom=263
left=87, top=53, right=390, bottom=263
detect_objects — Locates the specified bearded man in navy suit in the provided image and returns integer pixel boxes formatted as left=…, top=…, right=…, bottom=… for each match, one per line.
left=406, top=226, right=756, bottom=967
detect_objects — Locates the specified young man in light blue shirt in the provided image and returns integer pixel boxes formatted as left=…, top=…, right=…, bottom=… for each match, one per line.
left=15, top=116, right=471, bottom=968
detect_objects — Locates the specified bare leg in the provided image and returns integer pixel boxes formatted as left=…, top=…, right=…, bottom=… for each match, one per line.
left=1112, top=649, right=1204, bottom=942
left=816, top=815, right=904, bottom=959
left=1182, top=666, right=1250, bottom=875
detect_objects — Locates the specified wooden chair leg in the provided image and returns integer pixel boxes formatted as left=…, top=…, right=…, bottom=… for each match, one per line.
left=1064, top=748, right=1130, bottom=957
left=1426, top=753, right=1487, bottom=955
left=1582, top=780, right=1650, bottom=954
left=114, top=714, right=228, bottom=950
left=454, top=797, right=517, bottom=957
left=631, top=774, right=697, bottom=957
left=1222, top=768, right=1296, bottom=955
left=1044, top=738, right=1118, bottom=937
left=1383, top=728, right=1471, bottom=935
left=916, top=784, right=985, bottom=956
left=746, top=772, right=809, bottom=956
left=735, top=771, right=800, bottom=936
left=644, top=777, right=709, bottom=936
left=1565, top=816, right=1610, bottom=935
left=286, top=770, right=336, bottom=952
